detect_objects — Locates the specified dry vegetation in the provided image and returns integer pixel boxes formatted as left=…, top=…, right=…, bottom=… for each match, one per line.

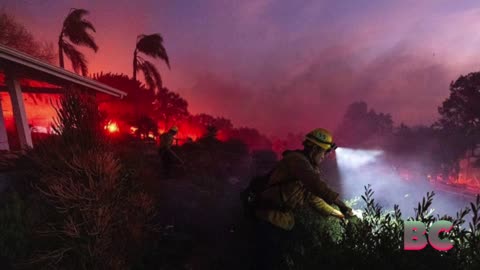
left=1, top=90, right=480, bottom=270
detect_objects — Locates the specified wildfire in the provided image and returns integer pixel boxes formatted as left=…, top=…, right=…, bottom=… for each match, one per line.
left=103, top=120, right=216, bottom=144
left=130, top=126, right=138, bottom=134
left=105, top=121, right=119, bottom=133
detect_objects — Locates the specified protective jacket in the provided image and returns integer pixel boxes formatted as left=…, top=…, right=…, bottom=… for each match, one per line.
left=159, top=132, right=175, bottom=150
left=255, top=150, right=339, bottom=230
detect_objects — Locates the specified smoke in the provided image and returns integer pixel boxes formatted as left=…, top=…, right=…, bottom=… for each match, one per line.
left=175, top=2, right=480, bottom=138
left=6, top=0, right=480, bottom=139
left=2, top=5, right=473, bottom=149
left=181, top=41, right=459, bottom=139
left=336, top=147, right=472, bottom=217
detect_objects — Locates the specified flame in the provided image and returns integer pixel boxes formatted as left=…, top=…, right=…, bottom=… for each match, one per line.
left=130, top=126, right=138, bottom=134
left=105, top=121, right=119, bottom=133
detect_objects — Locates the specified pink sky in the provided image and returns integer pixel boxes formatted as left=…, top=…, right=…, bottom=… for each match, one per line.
left=3, top=0, right=480, bottom=136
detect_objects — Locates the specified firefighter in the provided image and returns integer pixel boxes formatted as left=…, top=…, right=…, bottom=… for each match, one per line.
left=158, top=126, right=183, bottom=178
left=252, top=128, right=353, bottom=269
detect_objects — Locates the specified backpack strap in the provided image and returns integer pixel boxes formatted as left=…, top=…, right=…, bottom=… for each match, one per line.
left=257, top=168, right=300, bottom=212
left=257, top=168, right=292, bottom=193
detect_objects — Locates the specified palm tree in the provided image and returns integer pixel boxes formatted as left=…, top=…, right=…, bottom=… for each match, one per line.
left=58, top=8, right=98, bottom=76
left=133, top=33, right=170, bottom=93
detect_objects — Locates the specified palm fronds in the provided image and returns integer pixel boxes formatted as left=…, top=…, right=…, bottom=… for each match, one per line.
left=138, top=58, right=163, bottom=92
left=136, top=34, right=169, bottom=68
left=58, top=8, right=97, bottom=75
left=133, top=33, right=170, bottom=93
left=61, top=9, right=98, bottom=52
left=60, top=41, right=88, bottom=75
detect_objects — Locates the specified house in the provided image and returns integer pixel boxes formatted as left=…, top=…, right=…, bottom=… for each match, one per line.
left=0, top=44, right=126, bottom=151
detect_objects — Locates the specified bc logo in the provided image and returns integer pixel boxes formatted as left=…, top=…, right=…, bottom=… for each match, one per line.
left=404, top=221, right=454, bottom=251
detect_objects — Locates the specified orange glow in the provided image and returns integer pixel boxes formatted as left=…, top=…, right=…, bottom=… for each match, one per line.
left=1, top=92, right=59, bottom=130
left=105, top=121, right=120, bottom=133
left=0, top=73, right=61, bottom=89
left=130, top=126, right=138, bottom=134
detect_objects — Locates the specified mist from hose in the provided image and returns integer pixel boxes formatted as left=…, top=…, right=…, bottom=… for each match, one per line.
left=334, top=147, right=471, bottom=217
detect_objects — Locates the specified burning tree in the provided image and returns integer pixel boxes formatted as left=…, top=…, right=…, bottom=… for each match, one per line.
left=94, top=73, right=275, bottom=150
left=94, top=72, right=159, bottom=137
left=94, top=73, right=190, bottom=137
left=153, top=87, right=189, bottom=130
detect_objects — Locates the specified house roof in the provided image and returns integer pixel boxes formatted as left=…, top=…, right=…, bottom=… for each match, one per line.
left=0, top=45, right=127, bottom=98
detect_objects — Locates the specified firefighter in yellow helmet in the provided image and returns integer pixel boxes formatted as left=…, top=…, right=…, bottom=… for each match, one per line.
left=252, top=128, right=352, bottom=269
left=158, top=126, right=183, bottom=178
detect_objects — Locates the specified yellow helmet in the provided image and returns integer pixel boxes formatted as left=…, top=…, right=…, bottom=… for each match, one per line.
left=169, top=126, right=179, bottom=133
left=305, top=128, right=337, bottom=152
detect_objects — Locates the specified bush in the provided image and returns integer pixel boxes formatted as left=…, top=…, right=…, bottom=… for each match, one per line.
left=0, top=192, right=30, bottom=269
left=14, top=90, right=157, bottom=270
left=174, top=138, right=251, bottom=194
left=289, top=185, right=480, bottom=270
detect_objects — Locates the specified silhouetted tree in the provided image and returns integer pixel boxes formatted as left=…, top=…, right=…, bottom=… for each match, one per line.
left=58, top=8, right=98, bottom=75
left=93, top=72, right=155, bottom=122
left=438, top=72, right=480, bottom=135
left=385, top=123, right=440, bottom=178
left=153, top=87, right=188, bottom=129
left=0, top=11, right=55, bottom=63
left=434, top=72, right=480, bottom=173
left=135, top=115, right=158, bottom=138
left=226, top=127, right=272, bottom=150
left=192, top=113, right=233, bottom=131
left=0, top=11, right=57, bottom=103
left=335, top=101, right=393, bottom=147
left=133, top=33, right=170, bottom=93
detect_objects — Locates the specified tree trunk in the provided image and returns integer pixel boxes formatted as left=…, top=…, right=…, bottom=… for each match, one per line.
left=133, top=49, right=139, bottom=120
left=133, top=49, right=137, bottom=81
left=58, top=37, right=64, bottom=68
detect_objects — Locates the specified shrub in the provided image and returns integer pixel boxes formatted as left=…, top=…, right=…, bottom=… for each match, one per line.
left=0, top=191, right=30, bottom=268
left=17, top=89, right=157, bottom=270
left=290, top=185, right=480, bottom=270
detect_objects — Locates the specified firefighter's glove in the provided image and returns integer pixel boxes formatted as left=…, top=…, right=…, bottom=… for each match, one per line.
left=330, top=208, right=345, bottom=220
left=335, top=199, right=354, bottom=218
